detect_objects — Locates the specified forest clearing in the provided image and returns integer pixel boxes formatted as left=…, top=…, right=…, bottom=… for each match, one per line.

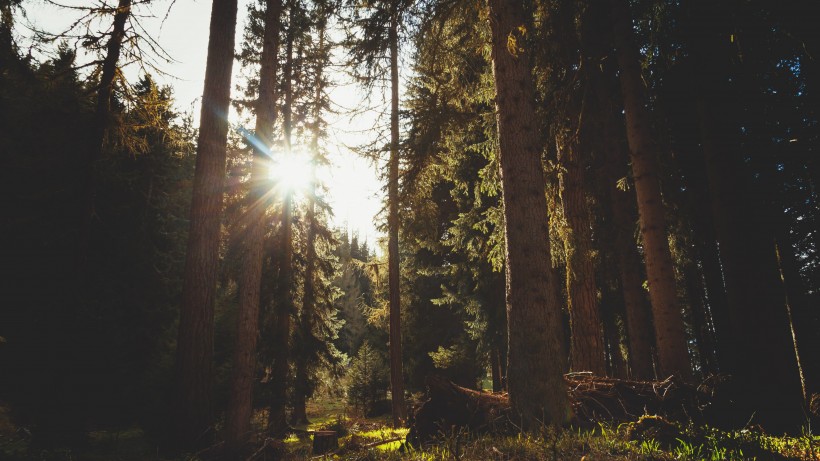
left=2, top=0, right=819, bottom=459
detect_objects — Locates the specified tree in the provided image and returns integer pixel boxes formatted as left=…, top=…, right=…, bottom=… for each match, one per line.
left=486, top=0, right=570, bottom=427
left=345, top=0, right=411, bottom=426
left=608, top=0, right=691, bottom=380
left=225, top=0, right=282, bottom=452
left=174, top=0, right=239, bottom=448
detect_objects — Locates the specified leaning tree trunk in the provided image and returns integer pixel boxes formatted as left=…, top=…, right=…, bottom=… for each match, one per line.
left=559, top=142, right=606, bottom=376
left=387, top=1, right=406, bottom=427
left=79, top=0, right=131, bottom=271
left=224, top=0, right=281, bottom=453
left=610, top=0, right=691, bottom=380
left=268, top=12, right=295, bottom=436
left=487, top=0, right=571, bottom=428
left=174, top=0, right=238, bottom=449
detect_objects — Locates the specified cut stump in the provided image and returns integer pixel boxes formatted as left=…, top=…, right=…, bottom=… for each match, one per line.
left=312, top=430, right=338, bottom=455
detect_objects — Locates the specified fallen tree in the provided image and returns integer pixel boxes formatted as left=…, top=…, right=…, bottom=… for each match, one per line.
left=407, top=373, right=722, bottom=445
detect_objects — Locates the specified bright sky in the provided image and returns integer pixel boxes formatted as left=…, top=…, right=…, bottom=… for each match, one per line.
left=21, top=0, right=387, bottom=248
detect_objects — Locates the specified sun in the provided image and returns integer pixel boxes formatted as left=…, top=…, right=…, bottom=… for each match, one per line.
left=269, top=152, right=313, bottom=195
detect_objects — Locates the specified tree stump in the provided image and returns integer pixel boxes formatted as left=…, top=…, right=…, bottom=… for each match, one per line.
left=312, top=430, right=338, bottom=455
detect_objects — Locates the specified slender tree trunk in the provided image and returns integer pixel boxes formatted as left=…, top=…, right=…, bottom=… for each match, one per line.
left=558, top=144, right=606, bottom=375
left=387, top=1, right=406, bottom=427
left=609, top=0, right=691, bottom=380
left=580, top=0, right=655, bottom=379
left=487, top=0, right=570, bottom=427
left=174, top=0, right=238, bottom=449
left=224, top=0, right=281, bottom=452
left=79, top=0, right=131, bottom=269
left=268, top=11, right=295, bottom=435
left=681, top=259, right=716, bottom=376
left=291, top=22, right=327, bottom=426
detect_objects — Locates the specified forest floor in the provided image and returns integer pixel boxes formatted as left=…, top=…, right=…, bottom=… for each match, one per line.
left=2, top=398, right=819, bottom=460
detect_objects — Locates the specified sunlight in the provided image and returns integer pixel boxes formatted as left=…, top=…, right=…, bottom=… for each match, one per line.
left=269, top=151, right=314, bottom=195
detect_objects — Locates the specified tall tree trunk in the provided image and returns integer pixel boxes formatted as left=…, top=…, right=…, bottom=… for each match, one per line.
left=224, top=0, right=281, bottom=452
left=291, top=22, right=327, bottom=427
left=387, top=1, right=406, bottom=427
left=608, top=178, right=655, bottom=379
left=79, top=0, right=131, bottom=269
left=580, top=0, right=655, bottom=379
left=558, top=143, right=606, bottom=375
left=609, top=0, right=691, bottom=380
left=487, top=0, right=571, bottom=427
left=174, top=0, right=238, bottom=449
left=268, top=11, right=295, bottom=435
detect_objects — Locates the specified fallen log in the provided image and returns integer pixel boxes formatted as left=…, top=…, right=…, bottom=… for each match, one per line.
left=408, top=373, right=716, bottom=445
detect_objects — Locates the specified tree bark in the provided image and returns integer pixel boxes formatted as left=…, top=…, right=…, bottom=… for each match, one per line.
left=174, top=0, right=238, bottom=449
left=387, top=0, right=406, bottom=427
left=609, top=0, right=691, bottom=380
left=224, top=0, right=281, bottom=453
left=558, top=143, right=606, bottom=375
left=487, top=0, right=571, bottom=427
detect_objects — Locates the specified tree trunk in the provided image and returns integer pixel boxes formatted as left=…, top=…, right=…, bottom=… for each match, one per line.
left=174, top=0, right=238, bottom=449
left=610, top=0, right=691, bottom=380
left=292, top=23, right=327, bottom=427
left=387, top=1, right=406, bottom=427
left=487, top=0, right=571, bottom=427
left=79, top=0, right=131, bottom=270
left=224, top=0, right=281, bottom=453
left=681, top=258, right=716, bottom=376
left=559, top=143, right=606, bottom=375
left=268, top=11, right=295, bottom=435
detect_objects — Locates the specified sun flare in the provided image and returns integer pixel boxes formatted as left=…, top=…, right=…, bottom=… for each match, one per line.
left=268, top=152, right=313, bottom=195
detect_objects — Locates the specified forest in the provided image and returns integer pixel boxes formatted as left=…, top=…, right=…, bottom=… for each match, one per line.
left=1, top=0, right=819, bottom=459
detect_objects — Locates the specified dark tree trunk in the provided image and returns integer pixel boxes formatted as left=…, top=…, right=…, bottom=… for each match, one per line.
left=387, top=1, right=406, bottom=427
left=490, top=348, right=503, bottom=393
left=559, top=143, right=606, bottom=376
left=681, top=259, right=717, bottom=376
left=79, top=0, right=131, bottom=269
left=174, top=0, right=238, bottom=449
left=610, top=0, right=691, bottom=380
left=487, top=0, right=571, bottom=427
left=224, top=0, right=282, bottom=453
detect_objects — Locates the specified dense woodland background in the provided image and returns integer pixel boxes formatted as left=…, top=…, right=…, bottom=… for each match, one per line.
left=1, top=0, right=819, bottom=458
